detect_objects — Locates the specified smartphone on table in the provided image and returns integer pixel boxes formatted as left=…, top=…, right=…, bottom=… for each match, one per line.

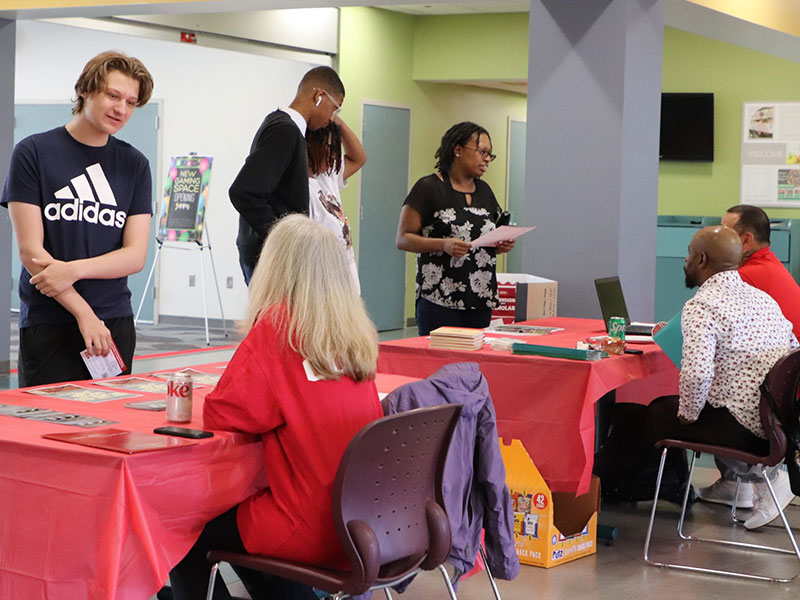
left=153, top=426, right=213, bottom=439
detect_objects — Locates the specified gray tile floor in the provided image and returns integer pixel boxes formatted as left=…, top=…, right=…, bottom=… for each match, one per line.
left=154, top=467, right=800, bottom=600
left=4, top=316, right=799, bottom=598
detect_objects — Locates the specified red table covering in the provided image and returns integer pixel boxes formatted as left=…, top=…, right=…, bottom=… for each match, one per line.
left=0, top=364, right=413, bottom=600
left=377, top=317, right=679, bottom=495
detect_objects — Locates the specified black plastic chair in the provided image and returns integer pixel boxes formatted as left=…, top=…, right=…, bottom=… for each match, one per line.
left=206, top=403, right=463, bottom=599
left=643, top=348, right=800, bottom=582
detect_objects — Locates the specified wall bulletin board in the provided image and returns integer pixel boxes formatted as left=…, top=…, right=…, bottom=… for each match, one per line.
left=740, top=103, right=800, bottom=208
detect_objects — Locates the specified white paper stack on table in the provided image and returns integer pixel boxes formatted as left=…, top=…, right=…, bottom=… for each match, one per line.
left=429, top=327, right=484, bottom=350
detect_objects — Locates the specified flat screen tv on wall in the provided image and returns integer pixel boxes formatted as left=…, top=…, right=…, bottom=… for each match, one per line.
left=659, top=92, right=714, bottom=162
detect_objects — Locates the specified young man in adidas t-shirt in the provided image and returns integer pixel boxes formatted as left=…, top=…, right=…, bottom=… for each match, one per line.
left=1, top=51, right=154, bottom=387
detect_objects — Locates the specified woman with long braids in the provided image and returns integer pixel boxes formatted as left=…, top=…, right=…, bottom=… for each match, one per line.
left=306, top=116, right=367, bottom=293
left=396, top=121, right=514, bottom=335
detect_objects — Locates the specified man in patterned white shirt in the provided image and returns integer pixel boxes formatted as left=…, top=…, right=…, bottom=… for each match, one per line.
left=648, top=225, right=798, bottom=529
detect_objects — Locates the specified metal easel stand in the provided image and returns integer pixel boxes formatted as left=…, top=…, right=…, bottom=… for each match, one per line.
left=135, top=224, right=228, bottom=346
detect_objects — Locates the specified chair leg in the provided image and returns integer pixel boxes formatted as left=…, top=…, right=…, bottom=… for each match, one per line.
left=383, top=588, right=393, bottom=600
left=643, top=447, right=669, bottom=564
left=644, top=450, right=800, bottom=582
left=437, top=563, right=459, bottom=600
left=729, top=478, right=747, bottom=524
left=479, top=545, right=502, bottom=600
left=675, top=451, right=699, bottom=540
left=206, top=562, right=220, bottom=600
left=761, top=465, right=800, bottom=564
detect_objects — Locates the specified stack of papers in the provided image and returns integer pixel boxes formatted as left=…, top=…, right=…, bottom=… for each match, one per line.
left=429, top=327, right=485, bottom=350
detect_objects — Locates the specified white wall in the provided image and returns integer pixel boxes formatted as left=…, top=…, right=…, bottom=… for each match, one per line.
left=14, top=19, right=322, bottom=321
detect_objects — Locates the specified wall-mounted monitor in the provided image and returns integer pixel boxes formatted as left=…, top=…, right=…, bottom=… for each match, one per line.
left=659, top=93, right=714, bottom=162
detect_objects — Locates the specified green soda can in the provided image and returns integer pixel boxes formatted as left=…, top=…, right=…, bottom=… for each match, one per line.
left=608, top=316, right=626, bottom=341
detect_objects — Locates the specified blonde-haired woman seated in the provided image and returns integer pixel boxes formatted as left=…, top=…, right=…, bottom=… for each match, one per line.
left=169, top=214, right=382, bottom=600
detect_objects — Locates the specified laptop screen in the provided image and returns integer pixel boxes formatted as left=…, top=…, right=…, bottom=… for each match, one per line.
left=594, top=276, right=631, bottom=329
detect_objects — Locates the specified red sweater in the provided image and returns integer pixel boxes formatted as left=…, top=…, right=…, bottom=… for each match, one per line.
left=204, top=315, right=382, bottom=568
left=739, top=246, right=800, bottom=340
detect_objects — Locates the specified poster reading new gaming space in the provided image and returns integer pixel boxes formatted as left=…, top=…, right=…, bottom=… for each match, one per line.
left=740, top=103, right=800, bottom=208
left=157, top=155, right=213, bottom=243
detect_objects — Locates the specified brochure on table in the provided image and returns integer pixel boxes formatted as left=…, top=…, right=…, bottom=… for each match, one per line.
left=740, top=103, right=800, bottom=208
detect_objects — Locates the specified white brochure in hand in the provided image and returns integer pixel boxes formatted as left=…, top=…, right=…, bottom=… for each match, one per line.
left=471, top=225, right=535, bottom=248
left=80, top=341, right=126, bottom=379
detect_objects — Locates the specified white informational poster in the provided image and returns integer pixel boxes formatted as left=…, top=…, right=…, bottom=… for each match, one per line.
left=740, top=102, right=800, bottom=208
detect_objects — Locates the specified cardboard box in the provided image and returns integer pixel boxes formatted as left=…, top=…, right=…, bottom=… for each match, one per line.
left=501, top=438, right=599, bottom=568
left=492, top=274, right=558, bottom=324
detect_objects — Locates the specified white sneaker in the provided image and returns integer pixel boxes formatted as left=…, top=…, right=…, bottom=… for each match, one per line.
left=744, top=470, right=794, bottom=530
left=696, top=478, right=754, bottom=508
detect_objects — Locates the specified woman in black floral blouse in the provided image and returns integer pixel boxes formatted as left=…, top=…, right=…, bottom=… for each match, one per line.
left=396, top=121, right=515, bottom=335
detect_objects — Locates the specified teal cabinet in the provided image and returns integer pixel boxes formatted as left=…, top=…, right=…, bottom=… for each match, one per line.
left=654, top=215, right=800, bottom=321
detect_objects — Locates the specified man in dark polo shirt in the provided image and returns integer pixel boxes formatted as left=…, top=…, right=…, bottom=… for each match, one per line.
left=230, top=66, right=345, bottom=284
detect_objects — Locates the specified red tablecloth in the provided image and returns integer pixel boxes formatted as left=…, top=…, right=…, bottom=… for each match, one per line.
left=0, top=364, right=413, bottom=600
left=377, top=318, right=679, bottom=495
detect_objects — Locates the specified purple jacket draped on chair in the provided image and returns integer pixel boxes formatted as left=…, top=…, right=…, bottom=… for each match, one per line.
left=382, top=362, right=520, bottom=581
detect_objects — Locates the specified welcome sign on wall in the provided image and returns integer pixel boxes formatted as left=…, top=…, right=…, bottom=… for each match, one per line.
left=740, top=103, right=800, bottom=208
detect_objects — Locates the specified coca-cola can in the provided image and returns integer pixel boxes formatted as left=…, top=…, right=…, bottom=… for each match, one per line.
left=166, top=372, right=193, bottom=423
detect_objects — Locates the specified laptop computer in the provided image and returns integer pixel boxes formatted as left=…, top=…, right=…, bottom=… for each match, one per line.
left=594, top=276, right=655, bottom=338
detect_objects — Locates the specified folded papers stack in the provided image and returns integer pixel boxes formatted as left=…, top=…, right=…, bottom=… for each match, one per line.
left=429, top=327, right=484, bottom=350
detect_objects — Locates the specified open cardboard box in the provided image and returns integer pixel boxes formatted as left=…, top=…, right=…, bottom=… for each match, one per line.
left=492, top=274, right=558, bottom=324
left=501, top=438, right=600, bottom=568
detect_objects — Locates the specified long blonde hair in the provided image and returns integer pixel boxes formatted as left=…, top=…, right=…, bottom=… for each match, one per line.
left=243, top=214, right=378, bottom=381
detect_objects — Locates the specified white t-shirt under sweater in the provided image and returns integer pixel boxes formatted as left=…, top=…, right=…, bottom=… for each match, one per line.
left=308, top=169, right=360, bottom=294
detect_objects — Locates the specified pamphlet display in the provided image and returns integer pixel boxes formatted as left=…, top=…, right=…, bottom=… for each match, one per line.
left=157, top=155, right=213, bottom=243
left=153, top=368, right=221, bottom=386
left=26, top=384, right=140, bottom=403
left=97, top=376, right=205, bottom=394
left=740, top=102, right=800, bottom=207
left=0, top=403, right=117, bottom=427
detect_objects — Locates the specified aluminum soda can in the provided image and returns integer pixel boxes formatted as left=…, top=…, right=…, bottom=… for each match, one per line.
left=166, top=372, right=193, bottom=423
left=608, top=316, right=626, bottom=341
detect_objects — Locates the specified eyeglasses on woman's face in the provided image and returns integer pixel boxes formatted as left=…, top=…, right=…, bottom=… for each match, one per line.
left=463, top=145, right=496, bottom=162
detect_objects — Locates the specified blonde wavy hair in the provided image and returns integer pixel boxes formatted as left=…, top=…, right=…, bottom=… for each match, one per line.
left=243, top=214, right=378, bottom=382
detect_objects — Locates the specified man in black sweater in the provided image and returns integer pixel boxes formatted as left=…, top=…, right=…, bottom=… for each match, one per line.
left=230, top=66, right=345, bottom=284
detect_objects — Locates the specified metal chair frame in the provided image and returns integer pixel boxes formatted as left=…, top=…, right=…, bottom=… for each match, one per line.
left=206, top=404, right=463, bottom=600
left=644, top=450, right=800, bottom=582
left=643, top=348, right=800, bottom=583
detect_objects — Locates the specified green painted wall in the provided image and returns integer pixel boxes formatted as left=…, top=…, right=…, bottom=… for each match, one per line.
left=660, top=27, right=800, bottom=220
left=338, top=13, right=800, bottom=325
left=339, top=7, right=527, bottom=322
left=413, top=13, right=529, bottom=82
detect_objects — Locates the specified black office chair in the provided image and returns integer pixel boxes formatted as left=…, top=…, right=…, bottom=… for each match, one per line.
left=643, top=348, right=800, bottom=582
left=205, top=404, right=462, bottom=599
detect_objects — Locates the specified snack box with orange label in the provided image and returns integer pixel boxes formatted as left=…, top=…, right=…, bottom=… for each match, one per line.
left=502, top=438, right=600, bottom=568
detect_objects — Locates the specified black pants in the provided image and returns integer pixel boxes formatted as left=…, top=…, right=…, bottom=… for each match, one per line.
left=168, top=506, right=318, bottom=600
left=18, top=316, right=135, bottom=387
left=647, top=395, right=775, bottom=482
left=415, top=297, right=493, bottom=336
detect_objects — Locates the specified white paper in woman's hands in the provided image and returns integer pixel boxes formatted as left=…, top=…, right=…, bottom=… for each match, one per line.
left=470, top=225, right=535, bottom=248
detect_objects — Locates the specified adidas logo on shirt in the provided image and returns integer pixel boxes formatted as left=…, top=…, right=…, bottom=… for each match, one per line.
left=44, top=163, right=126, bottom=228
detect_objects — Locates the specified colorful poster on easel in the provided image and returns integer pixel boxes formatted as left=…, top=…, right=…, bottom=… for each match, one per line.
left=157, top=155, right=213, bottom=243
